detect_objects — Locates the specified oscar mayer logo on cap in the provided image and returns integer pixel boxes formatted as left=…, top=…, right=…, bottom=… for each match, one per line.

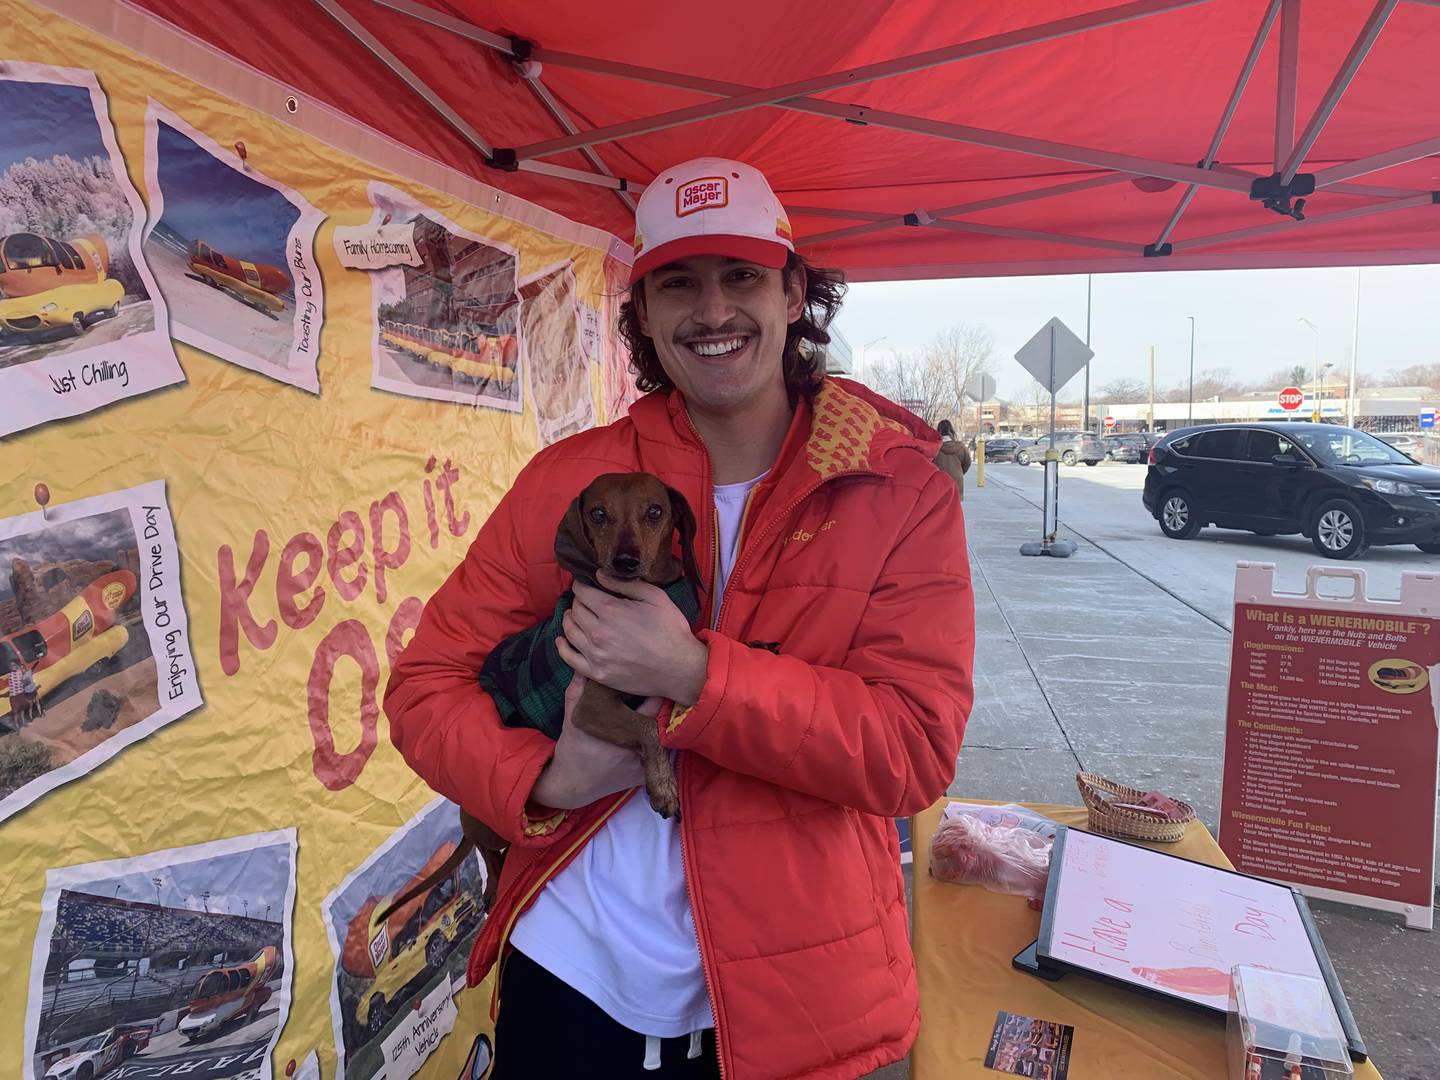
left=632, top=232, right=645, bottom=255
left=676, top=176, right=728, bottom=217
left=775, top=217, right=792, bottom=241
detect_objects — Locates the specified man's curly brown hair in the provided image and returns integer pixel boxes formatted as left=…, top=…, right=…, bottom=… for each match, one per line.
left=617, top=252, right=847, bottom=398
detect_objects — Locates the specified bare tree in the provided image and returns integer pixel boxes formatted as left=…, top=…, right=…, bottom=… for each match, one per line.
left=1163, top=367, right=1240, bottom=403
left=1382, top=362, right=1440, bottom=389
left=868, top=351, right=956, bottom=429
left=1095, top=377, right=1148, bottom=404
left=867, top=324, right=997, bottom=434
left=1020, top=378, right=1052, bottom=434
left=930, top=325, right=997, bottom=439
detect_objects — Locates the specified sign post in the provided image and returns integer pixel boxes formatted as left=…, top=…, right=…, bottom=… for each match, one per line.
left=1014, top=317, right=1092, bottom=559
left=1219, top=563, right=1440, bottom=930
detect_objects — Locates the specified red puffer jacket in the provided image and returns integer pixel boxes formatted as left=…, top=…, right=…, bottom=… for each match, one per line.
left=385, top=376, right=974, bottom=1079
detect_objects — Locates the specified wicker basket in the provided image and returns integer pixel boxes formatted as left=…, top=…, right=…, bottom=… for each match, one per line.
left=1076, top=773, right=1195, bottom=843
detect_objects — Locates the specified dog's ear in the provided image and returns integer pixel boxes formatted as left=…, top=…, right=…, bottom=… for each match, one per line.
left=666, top=486, right=704, bottom=594
left=554, top=495, right=598, bottom=581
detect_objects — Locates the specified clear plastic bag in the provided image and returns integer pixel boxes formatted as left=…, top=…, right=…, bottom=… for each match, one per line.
left=929, top=813, right=1054, bottom=903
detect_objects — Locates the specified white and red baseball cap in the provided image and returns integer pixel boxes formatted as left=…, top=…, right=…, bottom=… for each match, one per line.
left=629, top=157, right=794, bottom=284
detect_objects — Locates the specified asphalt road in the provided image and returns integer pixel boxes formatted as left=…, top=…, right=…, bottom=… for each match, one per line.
left=981, top=460, right=1436, bottom=629
left=961, top=462, right=1439, bottom=1080
left=108, top=1006, right=280, bottom=1080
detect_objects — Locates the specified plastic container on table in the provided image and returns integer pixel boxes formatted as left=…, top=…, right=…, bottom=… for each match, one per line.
left=1226, top=965, right=1354, bottom=1080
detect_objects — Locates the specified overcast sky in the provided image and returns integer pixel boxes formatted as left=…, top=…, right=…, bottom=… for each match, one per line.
left=832, top=263, right=1440, bottom=402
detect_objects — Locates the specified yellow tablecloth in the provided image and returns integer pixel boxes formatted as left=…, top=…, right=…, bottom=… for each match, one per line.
left=910, top=800, right=1384, bottom=1079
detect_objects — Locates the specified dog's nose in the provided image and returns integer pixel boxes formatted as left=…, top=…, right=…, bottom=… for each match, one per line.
left=613, top=552, right=640, bottom=575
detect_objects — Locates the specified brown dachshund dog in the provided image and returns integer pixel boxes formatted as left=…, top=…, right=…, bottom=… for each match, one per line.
left=379, top=473, right=700, bottom=923
left=553, top=472, right=701, bottom=820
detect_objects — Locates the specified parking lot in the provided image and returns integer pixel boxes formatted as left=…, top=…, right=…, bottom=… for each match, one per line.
left=952, top=461, right=1438, bottom=1080
left=982, top=460, right=1436, bottom=630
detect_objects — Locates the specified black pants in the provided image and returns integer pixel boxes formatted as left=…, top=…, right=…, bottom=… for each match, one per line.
left=492, top=949, right=721, bottom=1079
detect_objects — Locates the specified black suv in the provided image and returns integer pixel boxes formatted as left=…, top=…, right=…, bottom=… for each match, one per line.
left=980, top=437, right=1029, bottom=462
left=1142, top=423, right=1440, bottom=559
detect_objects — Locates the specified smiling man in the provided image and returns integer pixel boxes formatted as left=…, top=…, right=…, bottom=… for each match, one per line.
left=386, top=157, right=974, bottom=1079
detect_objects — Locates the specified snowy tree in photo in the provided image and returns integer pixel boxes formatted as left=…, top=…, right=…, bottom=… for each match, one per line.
left=0, top=153, right=146, bottom=298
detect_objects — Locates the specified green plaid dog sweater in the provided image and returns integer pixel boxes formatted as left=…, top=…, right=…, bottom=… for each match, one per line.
left=479, top=577, right=702, bottom=740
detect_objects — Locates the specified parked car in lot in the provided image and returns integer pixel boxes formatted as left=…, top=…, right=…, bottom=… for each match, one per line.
left=1103, top=432, right=1156, bottom=463
left=1013, top=437, right=1046, bottom=466
left=1015, top=432, right=1103, bottom=466
left=1056, top=431, right=1106, bottom=466
left=1142, top=422, right=1440, bottom=559
left=1374, top=431, right=1426, bottom=462
left=980, top=437, right=1028, bottom=462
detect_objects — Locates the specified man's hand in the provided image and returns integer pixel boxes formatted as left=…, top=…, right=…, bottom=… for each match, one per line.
left=529, top=676, right=653, bottom=810
left=557, top=572, right=708, bottom=705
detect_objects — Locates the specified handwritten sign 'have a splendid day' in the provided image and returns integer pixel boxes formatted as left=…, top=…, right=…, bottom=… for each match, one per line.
left=1041, top=829, right=1326, bottom=1011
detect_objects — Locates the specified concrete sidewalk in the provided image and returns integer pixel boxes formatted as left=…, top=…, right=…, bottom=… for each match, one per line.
left=943, top=475, right=1438, bottom=1080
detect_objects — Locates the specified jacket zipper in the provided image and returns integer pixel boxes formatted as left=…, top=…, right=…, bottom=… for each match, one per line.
left=712, top=466, right=879, bottom=633
left=676, top=408, right=727, bottom=1077
left=676, top=405, right=886, bottom=1076
left=489, top=789, right=633, bottom=1017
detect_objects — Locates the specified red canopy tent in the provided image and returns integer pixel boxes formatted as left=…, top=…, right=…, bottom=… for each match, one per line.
left=119, top=0, right=1440, bottom=280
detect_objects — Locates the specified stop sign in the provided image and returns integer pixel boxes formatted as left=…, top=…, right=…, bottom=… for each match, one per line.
left=1279, top=386, right=1305, bottom=411
left=1104, top=416, right=1116, bottom=429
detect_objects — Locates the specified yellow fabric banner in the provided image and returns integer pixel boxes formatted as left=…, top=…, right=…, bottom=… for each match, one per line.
left=0, top=3, right=635, bottom=1077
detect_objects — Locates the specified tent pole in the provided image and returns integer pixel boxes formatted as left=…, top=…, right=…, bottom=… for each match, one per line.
left=369, top=0, right=514, bottom=50
left=1174, top=192, right=1437, bottom=251
left=1348, top=268, right=1361, bottom=428
left=1314, top=136, right=1440, bottom=187
left=1274, top=0, right=1301, bottom=173
left=519, top=71, right=637, bottom=212
left=308, top=0, right=495, bottom=160
left=1280, top=0, right=1401, bottom=184
left=1154, top=0, right=1281, bottom=249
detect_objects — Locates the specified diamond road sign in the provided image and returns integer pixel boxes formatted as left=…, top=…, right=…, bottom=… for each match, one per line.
left=1014, top=317, right=1093, bottom=394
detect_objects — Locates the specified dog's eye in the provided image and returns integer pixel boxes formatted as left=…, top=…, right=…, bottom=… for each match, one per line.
left=646, top=505, right=663, bottom=522
left=588, top=508, right=607, bottom=525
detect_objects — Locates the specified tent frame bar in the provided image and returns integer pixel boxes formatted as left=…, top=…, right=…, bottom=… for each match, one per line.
left=372, top=0, right=1251, bottom=196
left=509, top=0, right=1209, bottom=162
left=1314, top=135, right=1440, bottom=187
left=800, top=174, right=1134, bottom=248
left=1274, top=0, right=1301, bottom=173
left=930, top=218, right=1138, bottom=253
left=362, top=0, right=1437, bottom=262
left=1156, top=0, right=1282, bottom=249
left=1174, top=190, right=1435, bottom=250
left=1280, top=0, right=1400, bottom=183
left=518, top=67, right=637, bottom=211
left=309, top=0, right=494, bottom=160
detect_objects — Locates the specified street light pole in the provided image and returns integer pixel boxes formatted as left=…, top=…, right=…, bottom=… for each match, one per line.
left=1083, top=274, right=1093, bottom=431
left=1299, top=317, right=1320, bottom=420
left=860, top=335, right=886, bottom=384
left=1348, top=270, right=1361, bottom=428
left=1148, top=345, right=1156, bottom=431
left=1186, top=316, right=1196, bottom=425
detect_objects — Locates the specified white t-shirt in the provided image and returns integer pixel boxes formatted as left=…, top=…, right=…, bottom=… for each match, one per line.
left=509, top=470, right=767, bottom=1037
